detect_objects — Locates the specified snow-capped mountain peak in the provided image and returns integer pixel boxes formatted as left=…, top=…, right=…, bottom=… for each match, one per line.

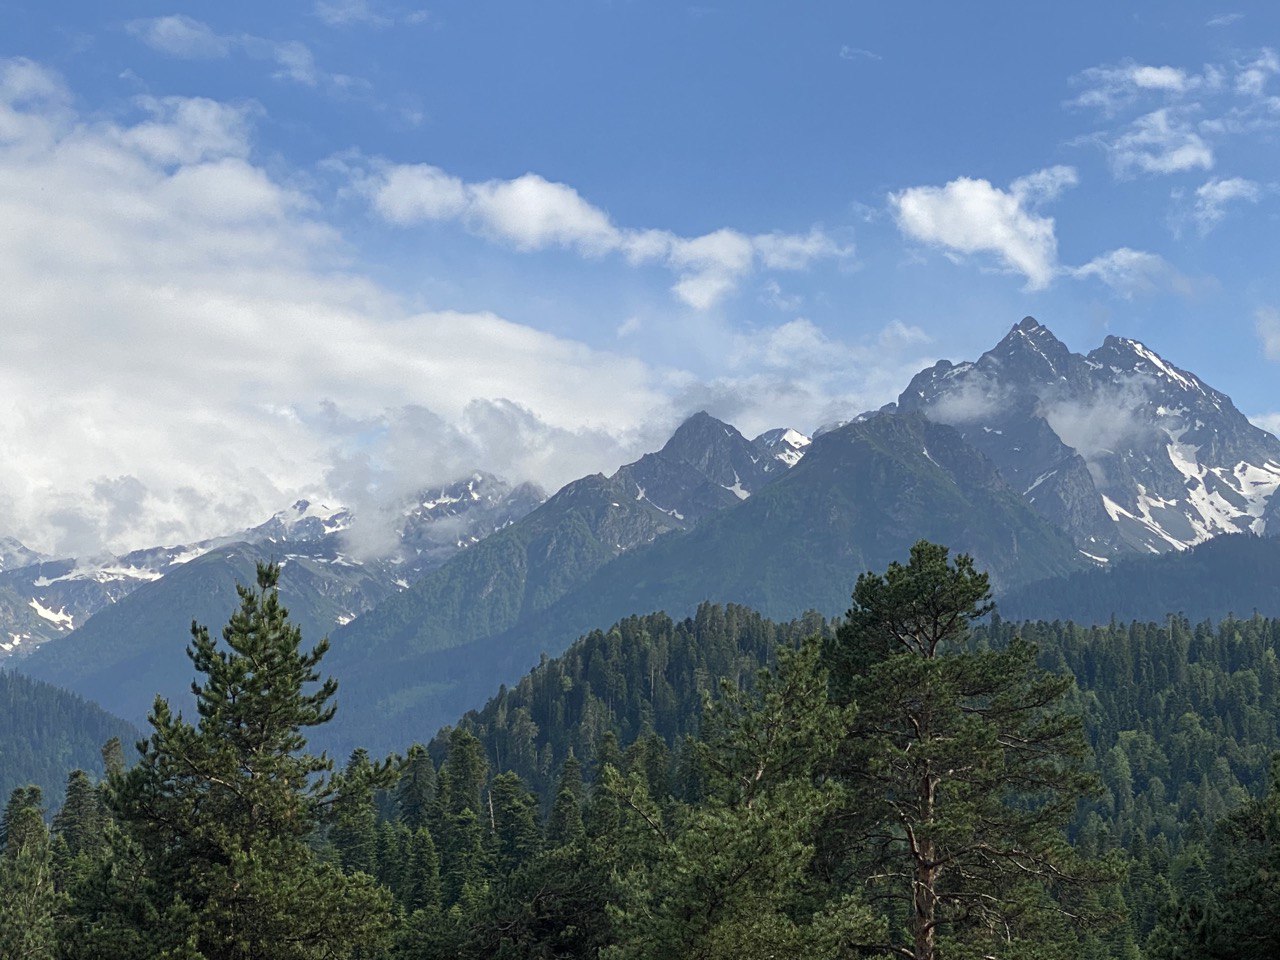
left=897, top=317, right=1280, bottom=557
left=753, top=427, right=813, bottom=467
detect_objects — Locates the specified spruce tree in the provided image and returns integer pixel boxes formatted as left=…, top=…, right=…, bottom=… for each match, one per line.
left=397, top=744, right=437, bottom=831
left=0, top=786, right=59, bottom=960
left=105, top=563, right=394, bottom=960
left=605, top=639, right=880, bottom=959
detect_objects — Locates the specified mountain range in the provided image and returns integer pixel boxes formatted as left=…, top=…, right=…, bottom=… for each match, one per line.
left=13, top=317, right=1280, bottom=751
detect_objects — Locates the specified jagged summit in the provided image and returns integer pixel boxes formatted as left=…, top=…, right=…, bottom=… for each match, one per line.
left=898, top=317, right=1280, bottom=557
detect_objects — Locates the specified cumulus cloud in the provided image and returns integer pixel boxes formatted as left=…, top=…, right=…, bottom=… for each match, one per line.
left=889, top=166, right=1077, bottom=289
left=1070, top=248, right=1188, bottom=298
left=0, top=59, right=675, bottom=555
left=363, top=163, right=853, bottom=308
left=0, top=59, right=892, bottom=557
left=1258, top=307, right=1280, bottom=360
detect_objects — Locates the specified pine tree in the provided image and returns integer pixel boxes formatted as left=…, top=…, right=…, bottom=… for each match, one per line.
left=825, top=542, right=1119, bottom=960
left=103, top=563, right=394, bottom=960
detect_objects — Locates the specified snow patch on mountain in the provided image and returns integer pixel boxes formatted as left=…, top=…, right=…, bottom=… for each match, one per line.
left=28, top=598, right=74, bottom=630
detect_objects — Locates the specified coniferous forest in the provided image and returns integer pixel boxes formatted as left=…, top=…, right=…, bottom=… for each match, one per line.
left=3, top=546, right=1278, bottom=958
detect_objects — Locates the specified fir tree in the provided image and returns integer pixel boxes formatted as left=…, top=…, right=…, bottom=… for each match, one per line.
left=0, top=785, right=59, bottom=960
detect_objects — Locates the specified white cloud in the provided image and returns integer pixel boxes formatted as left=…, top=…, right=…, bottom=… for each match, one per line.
left=1107, top=109, right=1214, bottom=176
left=364, top=163, right=852, bottom=308
left=1010, top=165, right=1081, bottom=204
left=1040, top=380, right=1154, bottom=485
left=0, top=60, right=674, bottom=555
left=697, top=318, right=936, bottom=434
left=1071, top=50, right=1280, bottom=180
left=1207, top=13, right=1244, bottom=27
left=1069, top=61, right=1221, bottom=115
left=127, top=16, right=351, bottom=93
left=1258, top=307, right=1280, bottom=360
left=1235, top=48, right=1280, bottom=97
left=1070, top=248, right=1186, bottom=298
left=1191, top=176, right=1262, bottom=231
left=1252, top=412, right=1280, bottom=437
left=889, top=167, right=1077, bottom=290
left=0, top=58, right=886, bottom=557
left=127, top=15, right=231, bottom=59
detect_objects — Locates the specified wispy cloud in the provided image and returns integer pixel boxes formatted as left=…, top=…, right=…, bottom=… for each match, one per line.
left=1189, top=176, right=1263, bottom=232
left=1252, top=412, right=1280, bottom=438
left=1258, top=307, right=1280, bottom=360
left=360, top=162, right=854, bottom=309
left=1206, top=12, right=1244, bottom=27
left=1068, top=60, right=1223, bottom=116
left=1107, top=108, right=1215, bottom=176
left=128, top=15, right=364, bottom=94
left=889, top=166, right=1077, bottom=290
left=313, top=0, right=429, bottom=28
left=839, top=45, right=881, bottom=61
left=127, top=14, right=231, bottom=59
left=1069, top=49, right=1280, bottom=179
left=1069, top=247, right=1188, bottom=298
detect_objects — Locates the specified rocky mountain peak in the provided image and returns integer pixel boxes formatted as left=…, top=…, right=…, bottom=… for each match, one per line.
left=983, top=316, right=1075, bottom=377
left=896, top=316, right=1280, bottom=557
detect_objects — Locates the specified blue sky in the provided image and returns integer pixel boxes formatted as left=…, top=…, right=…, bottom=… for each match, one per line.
left=2, top=1, right=1279, bottom=553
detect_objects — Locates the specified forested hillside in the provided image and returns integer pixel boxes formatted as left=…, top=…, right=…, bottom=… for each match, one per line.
left=6, top=551, right=1280, bottom=957
left=998, top=533, right=1280, bottom=625
left=0, top=670, right=136, bottom=806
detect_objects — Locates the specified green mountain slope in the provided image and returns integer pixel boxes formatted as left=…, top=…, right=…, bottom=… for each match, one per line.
left=997, top=533, right=1280, bottom=625
left=324, top=413, right=1085, bottom=753
left=20, top=544, right=399, bottom=724
left=0, top=669, right=138, bottom=806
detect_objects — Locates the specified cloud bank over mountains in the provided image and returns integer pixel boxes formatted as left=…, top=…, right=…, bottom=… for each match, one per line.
left=0, top=58, right=918, bottom=557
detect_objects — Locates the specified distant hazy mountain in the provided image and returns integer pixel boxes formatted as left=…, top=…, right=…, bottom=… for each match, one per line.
left=897, top=317, right=1280, bottom=557
left=997, top=533, right=1280, bottom=626
left=19, top=316, right=1280, bottom=754
left=18, top=418, right=801, bottom=724
left=1, top=474, right=543, bottom=661
left=318, top=411, right=1082, bottom=754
